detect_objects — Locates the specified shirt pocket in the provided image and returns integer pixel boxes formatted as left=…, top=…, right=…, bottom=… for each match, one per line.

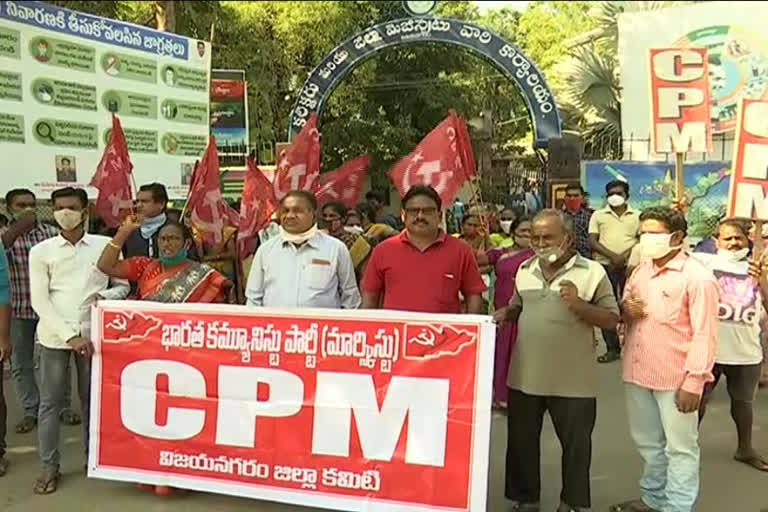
left=308, top=262, right=333, bottom=290
left=652, top=285, right=684, bottom=325
left=441, top=272, right=460, bottom=303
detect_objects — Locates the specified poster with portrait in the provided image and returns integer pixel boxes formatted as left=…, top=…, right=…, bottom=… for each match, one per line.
left=0, top=1, right=211, bottom=198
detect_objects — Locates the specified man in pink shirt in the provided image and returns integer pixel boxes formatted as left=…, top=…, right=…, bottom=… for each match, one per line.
left=611, top=207, right=718, bottom=512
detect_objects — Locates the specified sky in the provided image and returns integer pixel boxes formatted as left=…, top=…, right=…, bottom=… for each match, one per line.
left=473, top=1, right=530, bottom=13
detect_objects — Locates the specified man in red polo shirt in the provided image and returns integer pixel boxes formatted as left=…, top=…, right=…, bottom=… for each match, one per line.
left=361, top=185, right=486, bottom=313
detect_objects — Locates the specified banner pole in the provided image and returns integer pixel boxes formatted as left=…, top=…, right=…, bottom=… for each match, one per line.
left=675, top=152, right=685, bottom=204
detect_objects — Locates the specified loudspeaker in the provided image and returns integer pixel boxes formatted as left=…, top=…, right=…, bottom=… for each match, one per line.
left=547, top=135, right=583, bottom=179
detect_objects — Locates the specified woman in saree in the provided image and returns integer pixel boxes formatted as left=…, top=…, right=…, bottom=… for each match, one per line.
left=356, top=202, right=397, bottom=243
left=321, top=201, right=372, bottom=280
left=97, top=218, right=232, bottom=496
left=477, top=216, right=534, bottom=409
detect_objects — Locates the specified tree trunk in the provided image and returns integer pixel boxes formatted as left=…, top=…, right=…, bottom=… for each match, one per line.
left=155, top=0, right=176, bottom=32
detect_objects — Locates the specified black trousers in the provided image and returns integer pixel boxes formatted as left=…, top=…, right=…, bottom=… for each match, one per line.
left=505, top=388, right=596, bottom=508
left=0, top=365, right=6, bottom=459
left=601, top=265, right=626, bottom=353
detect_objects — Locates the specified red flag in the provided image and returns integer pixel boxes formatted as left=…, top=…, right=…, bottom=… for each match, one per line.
left=387, top=113, right=471, bottom=205
left=187, top=137, right=238, bottom=245
left=237, top=156, right=277, bottom=261
left=90, top=114, right=134, bottom=228
left=315, top=155, right=369, bottom=208
left=273, top=113, right=320, bottom=200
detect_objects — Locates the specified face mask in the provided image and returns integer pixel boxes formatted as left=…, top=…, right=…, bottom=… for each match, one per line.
left=564, top=197, right=582, bottom=212
left=536, top=239, right=566, bottom=264
left=53, top=209, right=83, bottom=231
left=717, top=247, right=749, bottom=263
left=280, top=224, right=319, bottom=244
left=500, top=220, right=513, bottom=234
left=344, top=225, right=364, bottom=236
left=639, top=233, right=680, bottom=260
left=159, top=248, right=187, bottom=266
left=607, top=194, right=626, bottom=208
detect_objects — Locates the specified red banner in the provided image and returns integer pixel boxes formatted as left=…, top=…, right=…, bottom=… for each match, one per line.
left=727, top=99, right=768, bottom=220
left=388, top=113, right=473, bottom=205
left=211, top=79, right=246, bottom=100
left=89, top=302, right=494, bottom=512
left=649, top=47, right=712, bottom=154
left=273, top=113, right=321, bottom=200
left=315, top=155, right=369, bottom=208
left=89, top=114, right=134, bottom=228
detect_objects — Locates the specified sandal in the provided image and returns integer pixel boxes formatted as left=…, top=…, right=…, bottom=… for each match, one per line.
left=0, top=457, right=8, bottom=477
left=59, top=409, right=82, bottom=426
left=15, top=416, right=37, bottom=434
left=33, top=472, right=61, bottom=495
left=734, top=453, right=768, bottom=472
left=598, top=351, right=621, bottom=363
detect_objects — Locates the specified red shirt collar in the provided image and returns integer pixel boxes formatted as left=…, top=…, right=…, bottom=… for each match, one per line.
left=399, top=229, right=447, bottom=250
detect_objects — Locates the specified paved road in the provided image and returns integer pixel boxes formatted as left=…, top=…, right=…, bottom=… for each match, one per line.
left=1, top=363, right=767, bottom=511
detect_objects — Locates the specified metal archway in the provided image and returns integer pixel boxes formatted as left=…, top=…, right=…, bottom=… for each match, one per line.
left=288, top=17, right=561, bottom=147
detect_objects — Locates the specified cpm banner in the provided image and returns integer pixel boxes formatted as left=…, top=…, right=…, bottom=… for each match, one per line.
left=649, top=47, right=712, bottom=154
left=727, top=98, right=768, bottom=220
left=88, top=301, right=495, bottom=512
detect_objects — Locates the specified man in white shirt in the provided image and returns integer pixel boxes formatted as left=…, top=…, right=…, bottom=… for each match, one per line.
left=695, top=218, right=768, bottom=472
left=29, top=187, right=129, bottom=494
left=246, top=190, right=361, bottom=309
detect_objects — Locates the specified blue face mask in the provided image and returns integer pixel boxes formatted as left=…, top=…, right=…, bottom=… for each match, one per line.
left=159, top=248, right=187, bottom=267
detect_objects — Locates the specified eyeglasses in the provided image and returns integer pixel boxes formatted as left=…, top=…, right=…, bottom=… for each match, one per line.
left=404, top=207, right=438, bottom=216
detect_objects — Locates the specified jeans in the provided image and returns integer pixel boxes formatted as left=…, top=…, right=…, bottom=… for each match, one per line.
left=505, top=388, right=596, bottom=508
left=601, top=265, right=626, bottom=353
left=37, top=346, right=90, bottom=475
left=626, top=383, right=700, bottom=512
left=10, top=318, right=39, bottom=418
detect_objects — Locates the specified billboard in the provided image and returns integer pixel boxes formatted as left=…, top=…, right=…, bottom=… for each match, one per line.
left=89, top=301, right=495, bottom=512
left=0, top=1, right=211, bottom=198
left=583, top=160, right=731, bottom=238
left=210, top=69, right=248, bottom=156
left=619, top=1, right=768, bottom=161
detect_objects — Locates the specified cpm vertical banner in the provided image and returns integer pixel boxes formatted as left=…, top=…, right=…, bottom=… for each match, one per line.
left=649, top=47, right=712, bottom=154
left=210, top=69, right=248, bottom=156
left=727, top=98, right=768, bottom=220
left=88, top=302, right=495, bottom=512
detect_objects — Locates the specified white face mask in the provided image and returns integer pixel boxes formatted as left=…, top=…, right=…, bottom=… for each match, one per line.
left=606, top=194, right=626, bottom=208
left=280, top=224, right=319, bottom=244
left=639, top=233, right=680, bottom=260
left=717, top=247, right=749, bottom=263
left=344, top=225, right=364, bottom=235
left=535, top=239, right=567, bottom=264
left=500, top=220, right=513, bottom=234
left=53, top=209, right=83, bottom=231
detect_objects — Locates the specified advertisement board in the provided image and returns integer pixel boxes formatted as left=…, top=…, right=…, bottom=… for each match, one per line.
left=619, top=1, right=768, bottom=160
left=0, top=1, right=211, bottom=198
left=211, top=69, right=248, bottom=156
left=89, top=301, right=495, bottom=512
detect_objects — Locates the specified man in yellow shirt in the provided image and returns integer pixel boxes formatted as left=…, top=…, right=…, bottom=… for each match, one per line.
left=588, top=180, right=640, bottom=363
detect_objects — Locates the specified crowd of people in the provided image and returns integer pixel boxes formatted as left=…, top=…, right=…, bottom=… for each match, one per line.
left=0, top=178, right=765, bottom=512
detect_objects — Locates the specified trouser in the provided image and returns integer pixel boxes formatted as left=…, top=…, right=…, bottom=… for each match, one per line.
left=0, top=362, right=6, bottom=459
left=601, top=265, right=626, bottom=353
left=38, top=346, right=90, bottom=475
left=505, top=388, right=596, bottom=508
left=626, top=383, right=700, bottom=512
left=10, top=318, right=40, bottom=418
